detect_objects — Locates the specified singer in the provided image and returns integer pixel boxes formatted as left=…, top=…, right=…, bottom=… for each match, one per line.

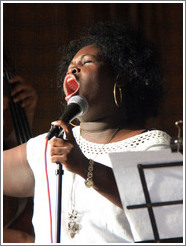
left=3, top=22, right=171, bottom=243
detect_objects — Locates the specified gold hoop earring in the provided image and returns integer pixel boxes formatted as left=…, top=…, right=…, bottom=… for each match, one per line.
left=113, top=82, right=122, bottom=107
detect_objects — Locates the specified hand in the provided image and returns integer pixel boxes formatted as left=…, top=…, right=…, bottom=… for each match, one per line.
left=49, top=121, right=88, bottom=176
left=49, top=122, right=123, bottom=208
left=10, top=75, right=38, bottom=114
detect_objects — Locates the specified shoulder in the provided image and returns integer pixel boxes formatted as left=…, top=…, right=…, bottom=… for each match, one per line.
left=108, top=129, right=171, bottom=152
left=134, top=129, right=171, bottom=150
left=141, top=129, right=170, bottom=141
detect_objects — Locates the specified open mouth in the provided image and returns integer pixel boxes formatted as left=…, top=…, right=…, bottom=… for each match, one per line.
left=64, top=75, right=80, bottom=101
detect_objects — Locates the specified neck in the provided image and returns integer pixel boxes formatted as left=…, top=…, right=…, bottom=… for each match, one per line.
left=79, top=121, right=120, bottom=144
left=79, top=121, right=145, bottom=144
left=80, top=121, right=119, bottom=133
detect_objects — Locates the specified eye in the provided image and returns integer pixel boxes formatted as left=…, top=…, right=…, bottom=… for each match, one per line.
left=82, top=59, right=93, bottom=65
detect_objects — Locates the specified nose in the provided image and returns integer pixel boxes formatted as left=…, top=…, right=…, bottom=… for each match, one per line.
left=67, top=66, right=81, bottom=75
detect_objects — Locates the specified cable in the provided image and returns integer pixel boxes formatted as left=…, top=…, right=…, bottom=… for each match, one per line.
left=44, top=138, right=53, bottom=243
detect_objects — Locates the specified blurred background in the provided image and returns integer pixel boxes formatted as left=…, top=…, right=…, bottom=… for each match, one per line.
left=2, top=2, right=183, bottom=242
left=3, top=2, right=183, bottom=138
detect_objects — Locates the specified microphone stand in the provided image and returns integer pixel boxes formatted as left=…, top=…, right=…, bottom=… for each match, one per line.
left=46, top=95, right=88, bottom=242
left=56, top=162, right=63, bottom=243
left=55, top=128, right=65, bottom=243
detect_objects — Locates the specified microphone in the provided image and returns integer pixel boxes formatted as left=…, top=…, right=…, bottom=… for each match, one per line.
left=46, top=95, right=88, bottom=140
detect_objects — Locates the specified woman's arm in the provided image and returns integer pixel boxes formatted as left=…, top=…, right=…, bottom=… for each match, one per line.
left=84, top=160, right=123, bottom=208
left=49, top=121, right=123, bottom=209
left=3, top=143, right=35, bottom=197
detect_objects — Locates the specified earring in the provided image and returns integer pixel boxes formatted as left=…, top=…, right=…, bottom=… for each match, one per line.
left=113, top=82, right=123, bottom=107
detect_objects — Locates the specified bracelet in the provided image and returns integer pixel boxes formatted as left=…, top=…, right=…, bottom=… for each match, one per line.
left=85, top=159, right=94, bottom=188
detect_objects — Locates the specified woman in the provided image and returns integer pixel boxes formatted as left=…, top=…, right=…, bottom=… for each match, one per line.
left=3, top=22, right=170, bottom=243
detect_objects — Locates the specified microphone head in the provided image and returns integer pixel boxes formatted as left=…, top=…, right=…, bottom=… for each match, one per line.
left=46, top=96, right=88, bottom=140
left=67, top=95, right=88, bottom=117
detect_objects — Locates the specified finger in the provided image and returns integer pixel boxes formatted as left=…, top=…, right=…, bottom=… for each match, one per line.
left=11, top=86, right=37, bottom=103
left=52, top=120, right=74, bottom=142
left=13, top=92, right=30, bottom=103
left=13, top=91, right=36, bottom=104
left=21, top=98, right=37, bottom=108
left=49, top=137, right=65, bottom=147
left=50, top=155, right=66, bottom=165
left=9, top=75, right=25, bottom=84
left=11, top=84, right=30, bottom=97
left=50, top=146, right=68, bottom=156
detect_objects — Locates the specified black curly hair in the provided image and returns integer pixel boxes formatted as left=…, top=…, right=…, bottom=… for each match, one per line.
left=58, top=21, right=164, bottom=127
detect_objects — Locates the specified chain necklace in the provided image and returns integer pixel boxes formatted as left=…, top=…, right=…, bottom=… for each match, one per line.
left=67, top=127, right=120, bottom=238
left=68, top=174, right=80, bottom=238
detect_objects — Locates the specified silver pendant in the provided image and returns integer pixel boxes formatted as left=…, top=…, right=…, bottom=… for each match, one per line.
left=68, top=210, right=80, bottom=238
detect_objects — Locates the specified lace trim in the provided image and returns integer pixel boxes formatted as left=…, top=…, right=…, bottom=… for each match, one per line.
left=73, top=126, right=170, bottom=155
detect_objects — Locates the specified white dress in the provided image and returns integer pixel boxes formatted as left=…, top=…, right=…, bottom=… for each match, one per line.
left=26, top=127, right=170, bottom=244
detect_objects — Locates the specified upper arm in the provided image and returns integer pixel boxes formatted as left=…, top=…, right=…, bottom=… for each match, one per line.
left=3, top=143, right=35, bottom=197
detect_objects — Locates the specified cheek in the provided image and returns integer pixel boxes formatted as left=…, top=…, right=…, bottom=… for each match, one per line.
left=79, top=64, right=114, bottom=104
left=97, top=70, right=115, bottom=100
left=81, top=79, right=114, bottom=113
left=79, top=70, right=99, bottom=98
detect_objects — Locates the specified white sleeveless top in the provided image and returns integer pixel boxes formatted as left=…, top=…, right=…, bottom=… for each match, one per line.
left=27, top=127, right=170, bottom=243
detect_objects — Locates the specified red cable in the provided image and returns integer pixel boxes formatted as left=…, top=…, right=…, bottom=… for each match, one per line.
left=44, top=138, right=53, bottom=243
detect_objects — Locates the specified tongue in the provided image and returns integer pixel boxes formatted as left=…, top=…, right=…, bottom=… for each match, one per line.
left=65, top=78, right=79, bottom=101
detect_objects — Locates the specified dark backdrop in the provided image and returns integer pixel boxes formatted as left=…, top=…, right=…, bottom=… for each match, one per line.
left=3, top=2, right=183, bottom=138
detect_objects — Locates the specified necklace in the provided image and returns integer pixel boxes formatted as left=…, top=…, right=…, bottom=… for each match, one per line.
left=68, top=174, right=80, bottom=238
left=68, top=127, right=120, bottom=238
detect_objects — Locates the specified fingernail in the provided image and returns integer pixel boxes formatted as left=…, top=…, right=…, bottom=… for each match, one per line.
left=51, top=121, right=57, bottom=125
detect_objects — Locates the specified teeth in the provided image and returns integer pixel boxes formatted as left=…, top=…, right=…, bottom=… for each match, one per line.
left=67, top=78, right=74, bottom=83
